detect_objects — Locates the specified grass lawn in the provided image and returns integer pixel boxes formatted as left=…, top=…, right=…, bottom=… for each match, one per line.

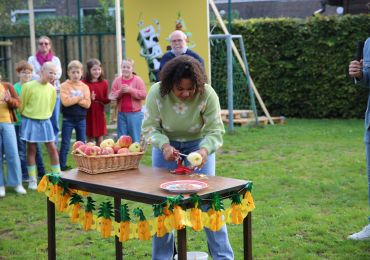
left=1, top=119, right=370, bottom=259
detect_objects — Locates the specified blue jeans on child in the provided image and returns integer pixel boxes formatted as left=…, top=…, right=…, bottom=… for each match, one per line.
left=151, top=139, right=234, bottom=260
left=14, top=125, right=28, bottom=180
left=117, top=111, right=143, bottom=143
left=59, top=117, right=86, bottom=169
left=50, top=94, right=60, bottom=146
left=0, top=123, right=22, bottom=187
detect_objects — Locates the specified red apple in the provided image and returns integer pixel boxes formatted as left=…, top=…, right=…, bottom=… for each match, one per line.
left=118, top=135, right=132, bottom=148
left=117, top=148, right=130, bottom=154
left=85, top=145, right=101, bottom=156
left=76, top=144, right=87, bottom=154
left=101, top=147, right=114, bottom=155
left=113, top=144, right=121, bottom=154
left=72, top=141, right=85, bottom=151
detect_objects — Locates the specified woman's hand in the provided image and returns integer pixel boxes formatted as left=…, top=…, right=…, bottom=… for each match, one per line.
left=162, top=143, right=178, bottom=161
left=194, top=148, right=208, bottom=169
left=121, top=84, right=130, bottom=94
left=349, top=60, right=363, bottom=79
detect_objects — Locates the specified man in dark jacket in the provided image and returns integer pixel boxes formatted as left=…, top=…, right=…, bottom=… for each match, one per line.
left=156, top=30, right=204, bottom=81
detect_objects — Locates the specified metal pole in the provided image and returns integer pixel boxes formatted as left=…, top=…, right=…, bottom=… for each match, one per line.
left=226, top=34, right=234, bottom=133
left=28, top=0, right=36, bottom=55
left=115, top=0, right=123, bottom=76
left=228, top=0, right=232, bottom=33
left=77, top=0, right=82, bottom=61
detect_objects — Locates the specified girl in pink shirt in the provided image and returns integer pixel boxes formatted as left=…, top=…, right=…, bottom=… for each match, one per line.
left=109, top=59, right=146, bottom=142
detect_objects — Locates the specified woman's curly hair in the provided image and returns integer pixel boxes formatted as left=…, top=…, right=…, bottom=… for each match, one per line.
left=159, top=55, right=207, bottom=97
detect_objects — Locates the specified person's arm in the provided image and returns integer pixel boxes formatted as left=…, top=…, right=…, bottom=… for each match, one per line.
left=198, top=86, right=225, bottom=155
left=53, top=57, right=62, bottom=81
left=4, top=83, right=20, bottom=108
left=19, top=83, right=29, bottom=114
left=128, top=77, right=147, bottom=100
left=95, top=80, right=111, bottom=104
left=60, top=82, right=81, bottom=107
left=350, top=38, right=370, bottom=87
left=141, top=84, right=169, bottom=149
left=78, top=83, right=91, bottom=109
left=109, top=77, right=122, bottom=100
left=27, top=56, right=41, bottom=80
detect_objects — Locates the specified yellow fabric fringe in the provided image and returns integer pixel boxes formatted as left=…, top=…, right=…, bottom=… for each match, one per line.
left=38, top=180, right=255, bottom=241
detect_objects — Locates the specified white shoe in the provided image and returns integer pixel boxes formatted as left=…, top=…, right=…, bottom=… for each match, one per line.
left=14, top=185, right=27, bottom=194
left=28, top=179, right=38, bottom=190
left=0, top=186, right=5, bottom=197
left=348, top=224, right=370, bottom=240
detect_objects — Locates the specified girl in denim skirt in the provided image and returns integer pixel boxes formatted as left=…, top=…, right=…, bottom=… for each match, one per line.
left=20, top=62, right=60, bottom=190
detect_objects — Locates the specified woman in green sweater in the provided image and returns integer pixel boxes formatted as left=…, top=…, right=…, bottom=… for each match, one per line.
left=142, top=55, right=233, bottom=260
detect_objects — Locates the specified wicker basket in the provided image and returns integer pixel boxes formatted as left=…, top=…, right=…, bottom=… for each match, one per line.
left=72, top=151, right=144, bottom=174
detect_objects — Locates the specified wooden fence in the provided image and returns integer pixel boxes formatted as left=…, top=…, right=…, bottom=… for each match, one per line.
left=0, top=33, right=122, bottom=85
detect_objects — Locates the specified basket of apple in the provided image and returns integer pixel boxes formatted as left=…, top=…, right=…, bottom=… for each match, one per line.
left=71, top=135, right=144, bottom=174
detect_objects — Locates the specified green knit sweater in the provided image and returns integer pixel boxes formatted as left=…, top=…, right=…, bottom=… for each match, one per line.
left=142, top=82, right=225, bottom=154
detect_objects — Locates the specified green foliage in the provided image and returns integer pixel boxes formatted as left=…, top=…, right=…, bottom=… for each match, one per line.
left=211, top=14, right=370, bottom=118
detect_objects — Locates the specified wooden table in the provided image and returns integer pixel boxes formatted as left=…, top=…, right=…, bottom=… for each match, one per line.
left=46, top=166, right=252, bottom=260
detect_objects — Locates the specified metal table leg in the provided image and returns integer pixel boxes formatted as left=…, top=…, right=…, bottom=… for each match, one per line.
left=243, top=212, right=252, bottom=260
left=47, top=198, right=56, bottom=260
left=114, top=197, right=123, bottom=260
left=177, top=228, right=187, bottom=260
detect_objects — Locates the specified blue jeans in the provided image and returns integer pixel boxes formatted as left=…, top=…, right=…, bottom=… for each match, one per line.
left=117, top=111, right=143, bottom=143
left=15, top=125, right=28, bottom=180
left=59, top=117, right=86, bottom=168
left=50, top=94, right=60, bottom=146
left=151, top=139, right=234, bottom=260
left=0, top=123, right=22, bottom=187
left=364, top=130, right=370, bottom=221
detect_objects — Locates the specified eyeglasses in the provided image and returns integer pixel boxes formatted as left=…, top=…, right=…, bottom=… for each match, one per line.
left=39, top=42, right=49, bottom=46
left=171, top=39, right=184, bottom=43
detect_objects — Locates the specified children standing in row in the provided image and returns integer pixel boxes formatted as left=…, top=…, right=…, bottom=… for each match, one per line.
left=20, top=62, right=60, bottom=190
left=110, top=59, right=147, bottom=143
left=82, top=59, right=110, bottom=146
left=59, top=60, right=91, bottom=171
left=14, top=61, right=33, bottom=182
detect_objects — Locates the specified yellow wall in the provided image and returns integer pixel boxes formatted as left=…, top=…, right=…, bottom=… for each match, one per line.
left=124, top=0, right=209, bottom=87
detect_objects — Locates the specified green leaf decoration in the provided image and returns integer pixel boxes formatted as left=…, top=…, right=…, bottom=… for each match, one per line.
left=120, top=204, right=131, bottom=222
left=245, top=182, right=253, bottom=192
left=210, top=193, right=224, bottom=211
left=59, top=181, right=70, bottom=196
left=230, top=192, right=242, bottom=205
left=189, top=194, right=201, bottom=209
left=167, top=195, right=184, bottom=212
left=133, top=208, right=146, bottom=221
left=69, top=193, right=83, bottom=206
left=98, top=201, right=114, bottom=219
left=152, top=203, right=164, bottom=217
left=85, top=196, right=96, bottom=212
left=47, top=172, right=61, bottom=185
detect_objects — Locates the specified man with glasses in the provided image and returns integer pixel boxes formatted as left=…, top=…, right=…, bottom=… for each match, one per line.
left=156, top=30, right=204, bottom=81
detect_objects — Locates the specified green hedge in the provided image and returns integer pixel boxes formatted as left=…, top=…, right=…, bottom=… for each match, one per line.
left=211, top=14, right=370, bottom=118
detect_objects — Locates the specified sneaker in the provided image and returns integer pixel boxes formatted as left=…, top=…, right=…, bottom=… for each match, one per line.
left=28, top=179, right=38, bottom=190
left=61, top=165, right=72, bottom=171
left=14, top=185, right=27, bottom=194
left=0, top=186, right=5, bottom=197
left=347, top=224, right=370, bottom=240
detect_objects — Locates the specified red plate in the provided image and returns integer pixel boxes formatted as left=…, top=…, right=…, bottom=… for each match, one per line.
left=160, top=180, right=208, bottom=193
